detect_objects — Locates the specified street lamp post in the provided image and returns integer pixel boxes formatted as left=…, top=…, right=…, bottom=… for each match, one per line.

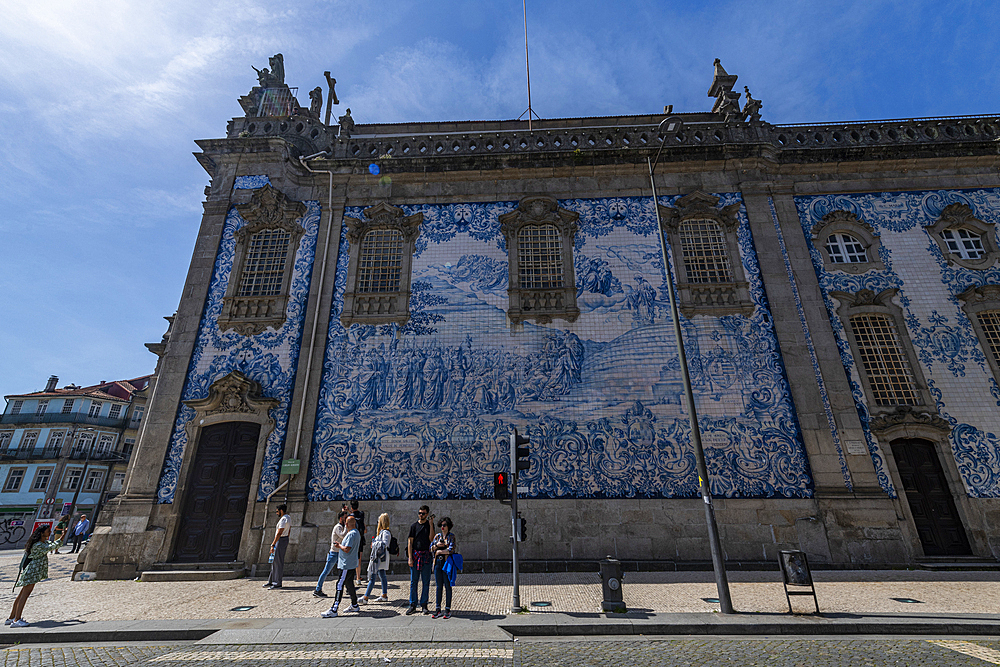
left=648, top=117, right=734, bottom=614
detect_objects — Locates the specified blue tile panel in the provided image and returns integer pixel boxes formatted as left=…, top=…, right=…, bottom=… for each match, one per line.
left=307, top=195, right=813, bottom=501
left=767, top=197, right=852, bottom=491
left=233, top=175, right=271, bottom=190
left=156, top=200, right=320, bottom=503
left=794, top=188, right=1000, bottom=498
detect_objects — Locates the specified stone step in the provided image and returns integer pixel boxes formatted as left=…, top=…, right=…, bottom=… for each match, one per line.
left=140, top=568, right=245, bottom=582
left=916, top=557, right=1000, bottom=571
left=149, top=561, right=245, bottom=571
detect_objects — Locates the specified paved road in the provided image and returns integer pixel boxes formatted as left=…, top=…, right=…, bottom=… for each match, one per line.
left=4, top=638, right=1000, bottom=666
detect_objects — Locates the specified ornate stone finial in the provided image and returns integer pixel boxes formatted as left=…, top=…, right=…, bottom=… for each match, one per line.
left=323, top=71, right=340, bottom=126
left=708, top=58, right=739, bottom=114
left=742, top=86, right=763, bottom=122
left=338, top=108, right=356, bottom=140
left=309, top=87, right=323, bottom=119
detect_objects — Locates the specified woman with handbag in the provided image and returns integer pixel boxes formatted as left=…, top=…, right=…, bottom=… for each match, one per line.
left=360, top=513, right=392, bottom=604
left=431, top=516, right=456, bottom=619
left=7, top=524, right=61, bottom=627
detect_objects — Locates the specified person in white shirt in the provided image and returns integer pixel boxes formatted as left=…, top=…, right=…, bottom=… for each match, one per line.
left=314, top=510, right=348, bottom=597
left=264, top=505, right=290, bottom=590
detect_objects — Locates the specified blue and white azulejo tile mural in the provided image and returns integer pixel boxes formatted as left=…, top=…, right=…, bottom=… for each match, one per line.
left=156, top=190, right=319, bottom=503
left=795, top=188, right=1000, bottom=498
left=307, top=194, right=813, bottom=501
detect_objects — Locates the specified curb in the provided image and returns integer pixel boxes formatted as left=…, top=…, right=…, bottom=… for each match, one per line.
left=1, top=628, right=219, bottom=645
left=500, top=620, right=1000, bottom=637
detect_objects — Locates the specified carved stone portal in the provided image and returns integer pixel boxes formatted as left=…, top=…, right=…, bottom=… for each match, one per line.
left=184, top=371, right=279, bottom=421
left=869, top=406, right=950, bottom=438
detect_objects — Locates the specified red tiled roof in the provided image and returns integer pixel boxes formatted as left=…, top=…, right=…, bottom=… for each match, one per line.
left=5, top=374, right=153, bottom=402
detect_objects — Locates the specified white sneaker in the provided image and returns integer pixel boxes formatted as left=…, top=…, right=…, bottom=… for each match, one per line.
left=375, top=595, right=389, bottom=602
left=4, top=619, right=11, bottom=626
left=320, top=608, right=338, bottom=618
left=347, top=604, right=361, bottom=613
left=11, top=620, right=29, bottom=628
left=359, top=596, right=369, bottom=605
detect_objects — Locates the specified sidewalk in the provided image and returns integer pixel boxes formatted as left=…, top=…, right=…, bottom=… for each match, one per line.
left=2, top=552, right=1000, bottom=643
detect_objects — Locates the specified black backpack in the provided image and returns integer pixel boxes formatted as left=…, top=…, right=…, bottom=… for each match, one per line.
left=388, top=535, right=399, bottom=556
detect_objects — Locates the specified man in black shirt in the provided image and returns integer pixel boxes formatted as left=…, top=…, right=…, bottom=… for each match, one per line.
left=350, top=500, right=366, bottom=584
left=406, top=505, right=433, bottom=615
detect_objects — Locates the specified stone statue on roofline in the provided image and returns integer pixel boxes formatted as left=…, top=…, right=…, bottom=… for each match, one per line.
left=742, top=86, right=763, bottom=122
left=309, top=87, right=323, bottom=118
left=251, top=54, right=286, bottom=89
left=338, top=108, right=355, bottom=140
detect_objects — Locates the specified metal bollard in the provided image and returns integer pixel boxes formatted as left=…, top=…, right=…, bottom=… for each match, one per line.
left=600, top=556, right=625, bottom=612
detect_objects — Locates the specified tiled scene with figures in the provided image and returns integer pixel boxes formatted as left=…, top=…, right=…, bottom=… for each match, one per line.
left=307, top=195, right=812, bottom=502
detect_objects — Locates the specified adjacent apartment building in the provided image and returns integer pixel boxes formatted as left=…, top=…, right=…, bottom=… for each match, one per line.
left=0, top=375, right=150, bottom=549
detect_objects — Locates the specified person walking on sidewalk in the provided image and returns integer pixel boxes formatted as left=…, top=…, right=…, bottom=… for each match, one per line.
left=69, top=514, right=90, bottom=553
left=431, top=516, right=456, bottom=619
left=360, top=513, right=391, bottom=604
left=264, top=505, right=290, bottom=589
left=51, top=515, right=69, bottom=554
left=350, top=500, right=367, bottom=585
left=314, top=510, right=348, bottom=598
left=321, top=516, right=361, bottom=617
left=406, top=505, right=433, bottom=615
left=7, top=524, right=61, bottom=627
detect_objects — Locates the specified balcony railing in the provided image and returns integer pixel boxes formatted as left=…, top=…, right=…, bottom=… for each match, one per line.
left=0, top=412, right=128, bottom=429
left=0, top=447, right=128, bottom=462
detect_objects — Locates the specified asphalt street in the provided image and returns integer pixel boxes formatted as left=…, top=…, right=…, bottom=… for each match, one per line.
left=4, top=638, right=1000, bottom=666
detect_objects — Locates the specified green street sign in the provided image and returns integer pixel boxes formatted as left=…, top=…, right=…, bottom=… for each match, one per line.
left=280, top=459, right=301, bottom=475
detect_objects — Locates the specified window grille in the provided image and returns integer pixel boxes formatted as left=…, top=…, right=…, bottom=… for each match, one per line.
left=62, top=399, right=74, bottom=414
left=941, top=228, right=985, bottom=260
left=62, top=468, right=82, bottom=491
left=977, top=310, right=1000, bottom=368
left=237, top=229, right=291, bottom=297
left=0, top=432, right=12, bottom=451
left=518, top=224, right=564, bottom=289
left=108, top=404, right=122, bottom=419
left=10, top=400, right=22, bottom=415
left=849, top=314, right=922, bottom=406
left=18, top=431, right=38, bottom=452
left=36, top=400, right=48, bottom=415
left=679, top=219, right=734, bottom=283
left=825, top=233, right=868, bottom=263
left=88, top=402, right=102, bottom=418
left=356, top=229, right=404, bottom=293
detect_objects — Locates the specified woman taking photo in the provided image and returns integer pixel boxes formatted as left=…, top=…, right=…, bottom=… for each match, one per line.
left=360, top=513, right=392, bottom=604
left=431, top=516, right=456, bottom=619
left=7, top=524, right=61, bottom=627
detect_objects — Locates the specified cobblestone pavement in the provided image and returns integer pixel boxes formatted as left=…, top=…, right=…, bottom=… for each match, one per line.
left=4, top=551, right=1000, bottom=621
left=7, top=639, right=1000, bottom=666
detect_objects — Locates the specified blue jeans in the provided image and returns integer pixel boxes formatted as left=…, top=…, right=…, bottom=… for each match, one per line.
left=434, top=559, right=452, bottom=610
left=364, top=569, right=388, bottom=598
left=315, top=551, right=337, bottom=593
left=409, top=558, right=432, bottom=607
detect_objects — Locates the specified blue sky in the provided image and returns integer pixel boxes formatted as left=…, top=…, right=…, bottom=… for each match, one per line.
left=1, top=0, right=997, bottom=399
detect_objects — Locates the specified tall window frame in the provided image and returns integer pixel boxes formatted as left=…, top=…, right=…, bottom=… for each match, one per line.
left=925, top=203, right=1000, bottom=271
left=500, top=195, right=580, bottom=325
left=3, top=468, right=26, bottom=493
left=958, top=284, right=1000, bottom=383
left=30, top=467, right=53, bottom=492
left=832, top=288, right=933, bottom=413
left=0, top=431, right=12, bottom=451
left=61, top=399, right=74, bottom=414
left=218, top=184, right=306, bottom=335
left=341, top=202, right=423, bottom=329
left=812, top=210, right=885, bottom=275
left=658, top=191, right=752, bottom=317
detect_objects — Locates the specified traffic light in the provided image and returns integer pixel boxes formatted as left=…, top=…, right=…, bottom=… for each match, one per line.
left=512, top=428, right=530, bottom=473
left=517, top=517, right=527, bottom=542
left=493, top=471, right=510, bottom=501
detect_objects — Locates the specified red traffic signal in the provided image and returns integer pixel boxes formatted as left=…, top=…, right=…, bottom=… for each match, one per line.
left=494, top=472, right=510, bottom=501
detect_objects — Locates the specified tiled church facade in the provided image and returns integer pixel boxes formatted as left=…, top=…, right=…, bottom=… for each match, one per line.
left=83, top=59, right=1000, bottom=577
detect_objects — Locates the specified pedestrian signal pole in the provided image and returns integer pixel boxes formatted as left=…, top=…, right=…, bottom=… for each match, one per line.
left=510, top=427, right=530, bottom=612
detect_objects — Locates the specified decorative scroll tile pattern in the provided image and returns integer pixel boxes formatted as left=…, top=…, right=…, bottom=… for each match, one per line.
left=795, top=188, right=1000, bottom=497
left=156, top=200, right=319, bottom=503
left=307, top=195, right=813, bottom=500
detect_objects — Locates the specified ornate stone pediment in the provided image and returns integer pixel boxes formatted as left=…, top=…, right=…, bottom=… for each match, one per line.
left=184, top=371, right=279, bottom=418
left=869, top=406, right=950, bottom=437
left=657, top=191, right=741, bottom=233
left=831, top=287, right=897, bottom=310
left=811, top=210, right=877, bottom=238
left=344, top=202, right=422, bottom=246
left=925, top=203, right=999, bottom=270
left=233, top=184, right=307, bottom=241
left=499, top=196, right=579, bottom=243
